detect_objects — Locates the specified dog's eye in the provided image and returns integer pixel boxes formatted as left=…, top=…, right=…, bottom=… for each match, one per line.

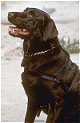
left=29, top=14, right=33, bottom=18
left=28, top=11, right=34, bottom=18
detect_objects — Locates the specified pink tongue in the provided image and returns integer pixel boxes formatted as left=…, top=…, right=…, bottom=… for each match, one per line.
left=8, top=26, right=30, bottom=36
left=8, top=26, right=12, bottom=32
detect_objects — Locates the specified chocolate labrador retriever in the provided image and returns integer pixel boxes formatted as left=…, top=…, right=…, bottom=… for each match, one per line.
left=8, top=8, right=80, bottom=123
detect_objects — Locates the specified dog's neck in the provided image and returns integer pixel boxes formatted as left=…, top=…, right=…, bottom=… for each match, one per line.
left=22, top=37, right=63, bottom=72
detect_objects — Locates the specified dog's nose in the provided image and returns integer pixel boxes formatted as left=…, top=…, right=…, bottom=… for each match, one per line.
left=8, top=12, right=14, bottom=18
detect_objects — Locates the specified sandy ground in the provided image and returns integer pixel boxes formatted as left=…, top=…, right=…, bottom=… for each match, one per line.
left=1, top=56, right=47, bottom=122
left=1, top=54, right=79, bottom=122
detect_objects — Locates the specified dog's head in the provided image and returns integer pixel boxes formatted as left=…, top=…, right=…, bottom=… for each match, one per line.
left=8, top=8, right=58, bottom=40
left=8, top=8, right=60, bottom=62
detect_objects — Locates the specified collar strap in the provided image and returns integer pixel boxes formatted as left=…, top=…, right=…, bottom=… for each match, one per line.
left=22, top=46, right=55, bottom=58
left=28, top=70, right=79, bottom=93
left=28, top=70, right=69, bottom=93
left=41, top=74, right=69, bottom=92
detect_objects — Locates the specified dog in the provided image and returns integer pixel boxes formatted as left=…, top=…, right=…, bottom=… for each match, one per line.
left=8, top=8, right=80, bottom=123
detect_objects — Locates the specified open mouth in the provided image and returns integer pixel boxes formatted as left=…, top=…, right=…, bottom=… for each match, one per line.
left=24, top=46, right=55, bottom=58
left=8, top=26, right=30, bottom=37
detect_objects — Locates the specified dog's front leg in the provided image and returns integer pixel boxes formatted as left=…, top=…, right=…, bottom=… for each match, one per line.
left=46, top=104, right=56, bottom=123
left=25, top=98, right=39, bottom=123
left=46, top=106, right=61, bottom=123
left=46, top=98, right=64, bottom=123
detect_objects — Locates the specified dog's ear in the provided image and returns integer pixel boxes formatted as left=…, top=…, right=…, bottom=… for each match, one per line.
left=43, top=19, right=58, bottom=41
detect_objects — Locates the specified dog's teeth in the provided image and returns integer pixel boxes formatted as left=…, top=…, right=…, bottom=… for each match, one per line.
left=23, top=29, right=26, bottom=31
left=12, top=29, right=14, bottom=32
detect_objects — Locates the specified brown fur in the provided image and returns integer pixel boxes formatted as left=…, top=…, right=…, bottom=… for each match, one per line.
left=8, top=8, right=80, bottom=123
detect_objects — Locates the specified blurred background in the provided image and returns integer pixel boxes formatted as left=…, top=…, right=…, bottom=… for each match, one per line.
left=1, top=1, right=79, bottom=122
